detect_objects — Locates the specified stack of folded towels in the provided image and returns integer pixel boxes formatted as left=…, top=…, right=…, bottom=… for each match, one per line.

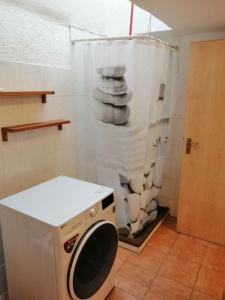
left=93, top=65, right=132, bottom=125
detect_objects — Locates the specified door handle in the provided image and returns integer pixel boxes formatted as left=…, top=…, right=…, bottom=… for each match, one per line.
left=186, top=137, right=199, bottom=154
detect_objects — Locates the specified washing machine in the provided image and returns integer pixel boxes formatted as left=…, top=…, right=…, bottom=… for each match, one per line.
left=0, top=176, right=118, bottom=300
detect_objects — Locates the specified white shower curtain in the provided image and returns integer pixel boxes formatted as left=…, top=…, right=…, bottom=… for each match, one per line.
left=73, top=39, right=177, bottom=237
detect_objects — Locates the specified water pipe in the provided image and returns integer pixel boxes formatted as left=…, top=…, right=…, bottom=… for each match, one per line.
left=129, top=0, right=134, bottom=35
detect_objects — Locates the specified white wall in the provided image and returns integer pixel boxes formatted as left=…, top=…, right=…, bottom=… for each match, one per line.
left=0, top=3, right=80, bottom=297
left=155, top=30, right=225, bottom=216
left=1, top=0, right=225, bottom=296
left=0, top=62, right=78, bottom=296
left=0, top=1, right=71, bottom=68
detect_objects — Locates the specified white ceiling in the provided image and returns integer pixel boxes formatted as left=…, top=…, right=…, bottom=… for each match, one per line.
left=133, top=0, right=225, bottom=34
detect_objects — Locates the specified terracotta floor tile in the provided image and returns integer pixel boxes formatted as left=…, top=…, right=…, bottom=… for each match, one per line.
left=147, top=231, right=177, bottom=254
left=114, top=256, right=126, bottom=273
left=191, top=291, right=217, bottom=300
left=157, top=224, right=179, bottom=238
left=117, top=247, right=132, bottom=261
left=178, top=234, right=208, bottom=247
left=127, top=245, right=166, bottom=273
left=170, top=237, right=206, bottom=264
left=115, top=261, right=155, bottom=299
left=144, top=275, right=192, bottom=300
left=207, top=242, right=225, bottom=252
left=112, top=216, right=225, bottom=300
left=159, top=254, right=200, bottom=288
left=202, top=248, right=225, bottom=274
left=106, top=287, right=138, bottom=300
left=195, top=266, right=225, bottom=299
left=157, top=216, right=178, bottom=238
left=162, top=216, right=177, bottom=229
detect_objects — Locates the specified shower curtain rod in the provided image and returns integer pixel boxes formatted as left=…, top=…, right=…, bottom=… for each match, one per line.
left=71, top=34, right=178, bottom=50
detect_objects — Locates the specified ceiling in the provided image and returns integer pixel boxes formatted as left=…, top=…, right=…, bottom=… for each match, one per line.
left=133, top=0, right=225, bottom=34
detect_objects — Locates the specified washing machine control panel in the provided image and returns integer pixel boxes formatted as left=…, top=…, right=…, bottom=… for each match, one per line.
left=101, top=193, right=114, bottom=210
left=89, top=208, right=97, bottom=217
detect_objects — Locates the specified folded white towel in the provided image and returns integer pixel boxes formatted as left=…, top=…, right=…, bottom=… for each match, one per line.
left=98, top=77, right=127, bottom=95
left=97, top=65, right=126, bottom=78
left=93, top=88, right=132, bottom=106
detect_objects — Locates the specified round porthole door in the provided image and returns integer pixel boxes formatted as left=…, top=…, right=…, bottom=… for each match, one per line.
left=68, top=220, right=118, bottom=299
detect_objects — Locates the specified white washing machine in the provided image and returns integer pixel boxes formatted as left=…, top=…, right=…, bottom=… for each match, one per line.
left=0, top=176, right=118, bottom=300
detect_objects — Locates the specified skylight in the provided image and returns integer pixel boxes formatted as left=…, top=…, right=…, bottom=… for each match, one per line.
left=69, top=0, right=172, bottom=39
left=130, top=2, right=171, bottom=34
left=103, top=0, right=172, bottom=36
left=7, top=0, right=171, bottom=37
left=151, top=15, right=172, bottom=32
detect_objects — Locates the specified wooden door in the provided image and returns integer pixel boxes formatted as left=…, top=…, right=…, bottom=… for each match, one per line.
left=178, top=39, right=225, bottom=245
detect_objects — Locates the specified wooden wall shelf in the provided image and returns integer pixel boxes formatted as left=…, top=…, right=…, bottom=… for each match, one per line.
left=1, top=119, right=71, bottom=142
left=0, top=91, right=55, bottom=103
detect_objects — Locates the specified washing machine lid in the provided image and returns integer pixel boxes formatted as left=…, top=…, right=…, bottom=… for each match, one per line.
left=0, top=176, right=113, bottom=227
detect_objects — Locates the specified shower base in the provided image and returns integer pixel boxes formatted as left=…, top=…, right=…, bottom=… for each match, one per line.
left=119, top=206, right=169, bottom=253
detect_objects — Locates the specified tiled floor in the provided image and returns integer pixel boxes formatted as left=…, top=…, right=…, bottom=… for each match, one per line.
left=107, top=217, right=225, bottom=300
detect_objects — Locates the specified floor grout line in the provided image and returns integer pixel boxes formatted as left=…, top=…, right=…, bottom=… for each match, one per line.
left=112, top=285, right=141, bottom=300
left=115, top=218, right=225, bottom=300
left=157, top=241, right=204, bottom=292
left=116, top=219, right=206, bottom=299
left=141, top=233, right=179, bottom=299
left=116, top=229, right=173, bottom=299
left=189, top=242, right=209, bottom=299
left=135, top=223, right=181, bottom=298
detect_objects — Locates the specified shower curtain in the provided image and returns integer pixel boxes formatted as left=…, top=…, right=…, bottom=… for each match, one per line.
left=73, top=39, right=177, bottom=237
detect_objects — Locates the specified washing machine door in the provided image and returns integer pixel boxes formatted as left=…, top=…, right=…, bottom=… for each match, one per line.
left=68, top=220, right=118, bottom=299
